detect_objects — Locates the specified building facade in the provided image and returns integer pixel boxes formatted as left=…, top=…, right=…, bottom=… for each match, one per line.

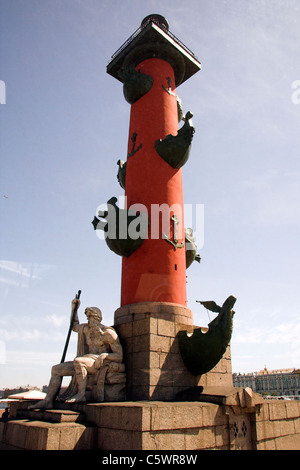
left=233, top=368, right=300, bottom=398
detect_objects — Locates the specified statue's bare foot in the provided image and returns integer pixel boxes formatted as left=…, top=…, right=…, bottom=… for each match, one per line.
left=65, top=393, right=86, bottom=403
left=28, top=398, right=53, bottom=410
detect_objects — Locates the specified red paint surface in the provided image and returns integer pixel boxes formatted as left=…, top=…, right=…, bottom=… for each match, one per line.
left=121, top=58, right=187, bottom=306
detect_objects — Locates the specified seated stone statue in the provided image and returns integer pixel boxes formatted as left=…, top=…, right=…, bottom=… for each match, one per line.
left=30, top=298, right=125, bottom=409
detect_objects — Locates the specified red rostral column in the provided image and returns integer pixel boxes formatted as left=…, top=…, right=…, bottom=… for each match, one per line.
left=106, top=15, right=201, bottom=308
left=123, top=57, right=186, bottom=306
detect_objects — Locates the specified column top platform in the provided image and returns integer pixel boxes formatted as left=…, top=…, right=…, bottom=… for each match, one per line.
left=107, top=15, right=201, bottom=86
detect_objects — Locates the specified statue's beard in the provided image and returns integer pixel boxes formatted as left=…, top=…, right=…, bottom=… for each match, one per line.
left=88, top=325, right=103, bottom=338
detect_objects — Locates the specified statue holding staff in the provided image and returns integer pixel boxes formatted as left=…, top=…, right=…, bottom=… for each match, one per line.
left=30, top=293, right=125, bottom=409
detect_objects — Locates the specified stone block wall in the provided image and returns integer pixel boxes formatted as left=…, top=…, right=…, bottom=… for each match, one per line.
left=84, top=401, right=234, bottom=450
left=85, top=400, right=300, bottom=450
left=114, top=302, right=233, bottom=401
left=0, top=419, right=96, bottom=450
left=1, top=398, right=299, bottom=450
left=252, top=399, right=300, bottom=450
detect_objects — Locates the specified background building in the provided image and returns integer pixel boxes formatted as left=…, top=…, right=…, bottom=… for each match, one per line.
left=233, top=368, right=300, bottom=399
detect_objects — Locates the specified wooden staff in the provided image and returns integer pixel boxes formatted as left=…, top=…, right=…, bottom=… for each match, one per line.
left=60, top=290, right=81, bottom=363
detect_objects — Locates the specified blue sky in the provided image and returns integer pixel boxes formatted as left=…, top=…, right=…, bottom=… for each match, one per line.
left=0, top=0, right=300, bottom=388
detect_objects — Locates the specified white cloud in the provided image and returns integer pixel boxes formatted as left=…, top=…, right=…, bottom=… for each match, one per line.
left=45, top=314, right=64, bottom=328
left=23, top=329, right=41, bottom=340
left=0, top=276, right=19, bottom=287
left=0, top=260, right=56, bottom=288
left=5, top=350, right=59, bottom=366
left=0, top=327, right=65, bottom=343
left=0, top=329, right=18, bottom=341
left=234, top=320, right=300, bottom=350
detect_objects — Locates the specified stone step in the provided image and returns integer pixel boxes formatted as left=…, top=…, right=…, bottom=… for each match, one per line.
left=16, top=408, right=83, bottom=424
left=0, top=419, right=97, bottom=450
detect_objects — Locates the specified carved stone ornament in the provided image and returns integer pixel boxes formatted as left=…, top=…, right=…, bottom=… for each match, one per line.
left=92, top=196, right=148, bottom=257
left=155, top=111, right=195, bottom=169
left=178, top=296, right=236, bottom=375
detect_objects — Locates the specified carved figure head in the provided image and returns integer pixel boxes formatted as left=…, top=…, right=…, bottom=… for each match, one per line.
left=85, top=307, right=102, bottom=323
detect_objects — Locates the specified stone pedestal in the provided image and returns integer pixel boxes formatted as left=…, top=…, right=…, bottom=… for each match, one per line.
left=114, top=302, right=233, bottom=401
left=0, top=402, right=97, bottom=450
left=2, top=391, right=299, bottom=450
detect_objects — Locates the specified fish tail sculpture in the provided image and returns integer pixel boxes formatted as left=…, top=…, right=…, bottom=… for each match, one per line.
left=178, top=295, right=236, bottom=375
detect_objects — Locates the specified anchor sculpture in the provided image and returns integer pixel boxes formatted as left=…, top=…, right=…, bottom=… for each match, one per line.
left=127, top=132, right=142, bottom=158
left=163, top=214, right=184, bottom=250
left=162, top=76, right=176, bottom=97
left=178, top=296, right=236, bottom=375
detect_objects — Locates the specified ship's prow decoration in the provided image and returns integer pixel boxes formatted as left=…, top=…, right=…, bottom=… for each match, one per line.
left=155, top=111, right=195, bottom=169
left=121, top=64, right=154, bottom=104
left=178, top=296, right=236, bottom=375
left=92, top=197, right=148, bottom=257
left=185, top=227, right=201, bottom=268
left=117, top=159, right=126, bottom=189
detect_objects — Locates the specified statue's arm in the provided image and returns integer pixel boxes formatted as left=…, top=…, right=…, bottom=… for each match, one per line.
left=106, top=330, right=123, bottom=362
left=95, top=329, right=123, bottom=368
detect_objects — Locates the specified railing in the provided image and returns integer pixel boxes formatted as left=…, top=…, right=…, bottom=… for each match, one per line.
left=109, top=17, right=199, bottom=63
